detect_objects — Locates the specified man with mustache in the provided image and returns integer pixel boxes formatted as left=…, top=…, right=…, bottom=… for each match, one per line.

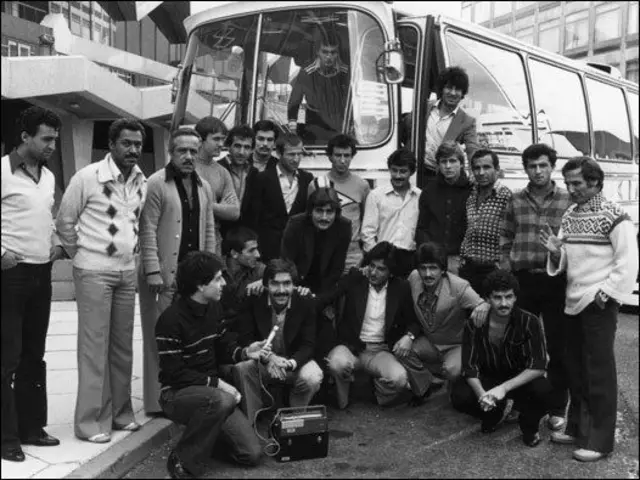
left=459, top=149, right=512, bottom=295
left=195, top=116, right=240, bottom=254
left=231, top=259, right=323, bottom=422
left=499, top=143, right=572, bottom=433
left=56, top=119, right=148, bottom=443
left=1, top=107, right=65, bottom=461
left=251, top=120, right=280, bottom=173
left=541, top=157, right=638, bottom=462
left=138, top=128, right=217, bottom=415
left=361, top=149, right=421, bottom=278
left=451, top=270, right=555, bottom=448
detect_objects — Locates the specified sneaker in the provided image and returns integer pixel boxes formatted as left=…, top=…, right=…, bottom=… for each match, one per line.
left=550, top=432, right=576, bottom=445
left=547, top=415, right=566, bottom=431
left=86, top=433, right=111, bottom=443
left=573, top=448, right=607, bottom=462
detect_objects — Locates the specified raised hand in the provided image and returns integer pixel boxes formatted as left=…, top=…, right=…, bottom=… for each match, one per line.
left=539, top=223, right=563, bottom=256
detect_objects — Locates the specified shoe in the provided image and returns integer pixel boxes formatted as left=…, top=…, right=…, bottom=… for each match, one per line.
left=505, top=409, right=520, bottom=424
left=573, top=448, right=607, bottom=462
left=20, top=429, right=60, bottom=447
left=550, top=432, right=576, bottom=445
left=547, top=415, right=566, bottom=431
left=409, top=382, right=445, bottom=407
left=167, top=451, right=194, bottom=479
left=481, top=399, right=511, bottom=434
left=86, top=433, right=111, bottom=443
left=115, top=422, right=141, bottom=432
left=523, top=432, right=541, bottom=447
left=2, top=447, right=25, bottom=462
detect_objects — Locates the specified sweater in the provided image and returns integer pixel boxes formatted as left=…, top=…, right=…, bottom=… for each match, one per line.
left=56, top=154, right=147, bottom=271
left=1, top=153, right=58, bottom=264
left=547, top=193, right=638, bottom=314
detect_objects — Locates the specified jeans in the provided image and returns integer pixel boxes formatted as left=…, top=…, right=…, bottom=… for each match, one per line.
left=73, top=267, right=137, bottom=439
left=160, top=386, right=261, bottom=476
left=565, top=300, right=619, bottom=454
left=1, top=262, right=52, bottom=450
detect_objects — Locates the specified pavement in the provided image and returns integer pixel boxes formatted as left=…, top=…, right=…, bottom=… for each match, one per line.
left=3, top=302, right=638, bottom=479
left=0, top=299, right=177, bottom=480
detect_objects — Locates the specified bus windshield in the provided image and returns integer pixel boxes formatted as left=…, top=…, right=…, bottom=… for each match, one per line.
left=174, top=7, right=392, bottom=148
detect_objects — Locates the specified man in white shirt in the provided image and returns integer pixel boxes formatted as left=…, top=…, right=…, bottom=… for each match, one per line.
left=325, top=242, right=431, bottom=408
left=56, top=118, right=148, bottom=444
left=1, top=106, right=65, bottom=462
left=361, top=149, right=421, bottom=277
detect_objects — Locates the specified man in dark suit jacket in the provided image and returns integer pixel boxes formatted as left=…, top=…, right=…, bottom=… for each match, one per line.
left=324, top=242, right=433, bottom=409
left=250, top=133, right=314, bottom=261
left=230, top=259, right=323, bottom=422
left=401, top=66, right=479, bottom=184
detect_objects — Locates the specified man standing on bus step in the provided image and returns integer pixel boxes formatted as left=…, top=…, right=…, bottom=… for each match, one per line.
left=541, top=156, right=638, bottom=462
left=500, top=143, right=571, bottom=432
left=287, top=31, right=350, bottom=143
left=401, top=66, right=479, bottom=183
left=138, top=128, right=217, bottom=416
left=459, top=149, right=512, bottom=296
left=415, top=141, right=472, bottom=275
left=56, top=118, right=148, bottom=443
left=308, top=134, right=370, bottom=273
left=250, top=133, right=314, bottom=262
left=194, top=116, right=240, bottom=254
left=251, top=120, right=280, bottom=173
left=1, top=106, right=65, bottom=462
left=361, top=149, right=421, bottom=278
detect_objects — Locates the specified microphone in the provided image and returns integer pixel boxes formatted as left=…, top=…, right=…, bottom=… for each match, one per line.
left=264, top=325, right=279, bottom=350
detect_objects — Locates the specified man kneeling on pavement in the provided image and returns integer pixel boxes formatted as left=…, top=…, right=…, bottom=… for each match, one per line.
left=155, top=251, right=269, bottom=479
left=451, top=269, right=561, bottom=447
left=325, top=241, right=433, bottom=408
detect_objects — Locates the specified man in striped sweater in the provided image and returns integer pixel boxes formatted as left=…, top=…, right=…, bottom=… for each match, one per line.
left=156, top=251, right=268, bottom=479
left=541, top=156, right=638, bottom=462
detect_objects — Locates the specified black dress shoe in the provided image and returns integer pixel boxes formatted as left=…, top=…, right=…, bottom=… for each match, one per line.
left=21, top=429, right=60, bottom=447
left=523, top=431, right=541, bottom=447
left=2, top=447, right=26, bottom=462
left=167, top=451, right=194, bottom=479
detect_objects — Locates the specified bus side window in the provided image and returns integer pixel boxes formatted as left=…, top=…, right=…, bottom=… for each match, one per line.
left=529, top=60, right=589, bottom=157
left=586, top=79, right=633, bottom=161
left=445, top=31, right=531, bottom=154
left=626, top=91, right=638, bottom=163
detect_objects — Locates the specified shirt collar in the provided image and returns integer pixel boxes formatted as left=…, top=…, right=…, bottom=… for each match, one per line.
left=267, top=295, right=292, bottom=312
left=165, top=162, right=203, bottom=186
left=97, top=154, right=144, bottom=184
left=368, top=282, right=388, bottom=295
left=383, top=184, right=420, bottom=196
left=432, top=99, right=460, bottom=118
left=472, top=180, right=503, bottom=196
left=576, top=192, right=604, bottom=212
left=8, top=149, right=47, bottom=173
left=524, top=180, right=558, bottom=199
left=182, top=296, right=210, bottom=318
left=277, top=163, right=298, bottom=179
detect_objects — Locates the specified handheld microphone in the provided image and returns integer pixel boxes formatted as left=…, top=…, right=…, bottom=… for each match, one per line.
left=264, top=325, right=279, bottom=349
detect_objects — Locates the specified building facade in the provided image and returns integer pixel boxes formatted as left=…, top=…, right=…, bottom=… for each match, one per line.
left=461, top=1, right=639, bottom=83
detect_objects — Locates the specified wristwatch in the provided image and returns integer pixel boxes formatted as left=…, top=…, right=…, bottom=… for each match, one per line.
left=406, top=332, right=415, bottom=341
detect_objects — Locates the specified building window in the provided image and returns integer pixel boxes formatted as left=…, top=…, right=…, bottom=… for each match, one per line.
left=461, top=3, right=472, bottom=22
left=101, top=23, right=110, bottom=45
left=629, top=2, right=639, bottom=36
left=82, top=18, right=91, bottom=39
left=594, top=3, right=621, bottom=44
left=71, top=13, right=81, bottom=35
left=493, top=1, right=512, bottom=19
left=70, top=1, right=81, bottom=9
left=50, top=3, right=61, bottom=14
left=3, top=1, right=47, bottom=23
left=515, top=2, right=535, bottom=11
left=516, top=26, right=534, bottom=44
left=627, top=61, right=639, bottom=84
left=475, top=1, right=491, bottom=23
left=539, top=20, right=560, bottom=53
left=564, top=10, right=589, bottom=50
left=495, top=22, right=513, bottom=36
left=2, top=37, right=35, bottom=57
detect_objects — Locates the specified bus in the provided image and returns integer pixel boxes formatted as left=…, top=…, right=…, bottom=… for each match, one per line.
left=169, top=1, right=639, bottom=227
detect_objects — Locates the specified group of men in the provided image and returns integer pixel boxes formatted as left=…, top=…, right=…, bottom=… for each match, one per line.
left=1, top=62, right=637, bottom=479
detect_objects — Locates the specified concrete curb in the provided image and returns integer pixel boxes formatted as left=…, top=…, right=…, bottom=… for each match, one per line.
left=63, top=419, right=180, bottom=479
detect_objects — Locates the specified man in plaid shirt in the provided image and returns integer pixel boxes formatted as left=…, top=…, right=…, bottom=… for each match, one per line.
left=499, top=143, right=571, bottom=432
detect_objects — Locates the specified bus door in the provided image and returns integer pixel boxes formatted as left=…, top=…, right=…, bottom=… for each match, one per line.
left=397, top=15, right=443, bottom=188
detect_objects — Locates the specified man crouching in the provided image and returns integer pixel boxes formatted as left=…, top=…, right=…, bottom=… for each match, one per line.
left=155, top=251, right=269, bottom=479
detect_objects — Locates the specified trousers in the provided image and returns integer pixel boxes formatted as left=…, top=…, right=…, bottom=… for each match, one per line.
left=1, top=262, right=52, bottom=450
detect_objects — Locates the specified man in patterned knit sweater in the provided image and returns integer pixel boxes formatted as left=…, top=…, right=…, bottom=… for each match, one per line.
left=541, top=156, right=638, bottom=463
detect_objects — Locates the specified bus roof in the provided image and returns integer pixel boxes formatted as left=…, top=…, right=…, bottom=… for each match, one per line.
left=184, top=1, right=393, bottom=37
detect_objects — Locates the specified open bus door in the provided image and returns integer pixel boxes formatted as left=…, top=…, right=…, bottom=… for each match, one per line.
left=396, top=14, right=444, bottom=188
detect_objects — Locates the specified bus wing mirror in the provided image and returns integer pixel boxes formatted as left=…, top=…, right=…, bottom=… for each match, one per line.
left=377, top=39, right=405, bottom=84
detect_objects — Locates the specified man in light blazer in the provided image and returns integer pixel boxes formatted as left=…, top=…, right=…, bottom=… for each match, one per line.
left=402, top=66, right=479, bottom=184
left=138, top=128, right=217, bottom=415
